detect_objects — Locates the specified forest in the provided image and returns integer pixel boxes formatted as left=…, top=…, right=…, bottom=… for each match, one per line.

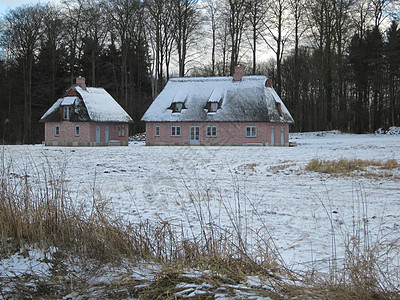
left=0, top=0, right=399, bottom=144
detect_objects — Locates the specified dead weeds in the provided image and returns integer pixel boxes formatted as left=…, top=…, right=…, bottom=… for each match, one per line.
left=306, top=158, right=400, bottom=179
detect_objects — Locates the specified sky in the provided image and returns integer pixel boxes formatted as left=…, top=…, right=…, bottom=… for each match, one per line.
left=0, top=0, right=54, bottom=16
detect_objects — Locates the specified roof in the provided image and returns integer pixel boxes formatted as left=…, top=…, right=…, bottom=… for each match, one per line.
left=141, top=76, right=294, bottom=123
left=61, top=96, right=79, bottom=106
left=40, top=86, right=133, bottom=123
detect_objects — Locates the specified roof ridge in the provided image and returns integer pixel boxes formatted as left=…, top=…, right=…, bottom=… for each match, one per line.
left=170, top=75, right=267, bottom=82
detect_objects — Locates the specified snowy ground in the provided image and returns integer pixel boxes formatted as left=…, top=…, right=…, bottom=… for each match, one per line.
left=2, top=131, right=400, bottom=295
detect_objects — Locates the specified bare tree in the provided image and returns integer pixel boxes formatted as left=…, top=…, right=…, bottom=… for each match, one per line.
left=206, top=0, right=219, bottom=75
left=370, top=0, right=399, bottom=28
left=79, top=0, right=110, bottom=86
left=306, top=0, right=336, bottom=129
left=145, top=0, right=175, bottom=97
left=333, top=0, right=354, bottom=131
left=216, top=14, right=231, bottom=76
left=225, top=0, right=250, bottom=75
left=247, top=0, right=267, bottom=74
left=287, top=0, right=307, bottom=131
left=260, top=0, right=291, bottom=95
left=105, top=0, right=140, bottom=106
left=1, top=4, right=45, bottom=143
left=350, top=0, right=373, bottom=39
left=62, top=0, right=85, bottom=83
left=173, top=0, right=200, bottom=77
left=41, top=4, right=66, bottom=105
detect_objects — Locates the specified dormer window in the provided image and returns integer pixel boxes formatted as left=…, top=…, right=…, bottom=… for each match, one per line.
left=275, top=102, right=282, bottom=117
left=174, top=102, right=183, bottom=112
left=169, top=102, right=185, bottom=113
left=63, top=106, right=72, bottom=120
left=206, top=101, right=220, bottom=113
left=209, top=102, right=218, bottom=113
left=61, top=96, right=77, bottom=120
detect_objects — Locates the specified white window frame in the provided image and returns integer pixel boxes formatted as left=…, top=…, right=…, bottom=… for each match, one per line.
left=118, top=126, right=125, bottom=137
left=206, top=126, right=217, bottom=137
left=171, top=126, right=181, bottom=136
left=54, top=125, right=60, bottom=136
left=63, top=106, right=72, bottom=120
left=155, top=126, right=160, bottom=136
left=75, top=125, right=80, bottom=136
left=246, top=126, right=257, bottom=137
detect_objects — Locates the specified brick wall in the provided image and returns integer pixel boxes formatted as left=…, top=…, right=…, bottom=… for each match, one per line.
left=44, top=121, right=129, bottom=146
left=145, top=122, right=290, bottom=146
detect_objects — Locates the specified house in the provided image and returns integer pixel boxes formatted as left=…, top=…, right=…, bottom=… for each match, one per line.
left=40, top=77, right=133, bottom=146
left=141, top=67, right=294, bottom=146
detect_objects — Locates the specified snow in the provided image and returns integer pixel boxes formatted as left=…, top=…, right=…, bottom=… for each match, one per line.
left=1, top=132, right=400, bottom=285
left=376, top=126, right=400, bottom=135
left=141, top=76, right=294, bottom=123
left=0, top=248, right=54, bottom=278
left=61, top=96, right=79, bottom=106
left=39, top=98, right=63, bottom=120
left=75, top=86, right=132, bottom=123
left=40, top=86, right=133, bottom=123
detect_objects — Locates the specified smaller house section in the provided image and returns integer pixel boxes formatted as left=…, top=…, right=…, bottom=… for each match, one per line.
left=40, top=77, right=133, bottom=146
left=142, top=67, right=294, bottom=146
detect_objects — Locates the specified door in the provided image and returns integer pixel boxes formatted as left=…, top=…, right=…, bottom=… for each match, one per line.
left=105, top=126, right=109, bottom=143
left=271, top=126, right=275, bottom=146
left=96, top=126, right=101, bottom=143
left=190, top=126, right=200, bottom=145
left=281, top=126, right=285, bottom=145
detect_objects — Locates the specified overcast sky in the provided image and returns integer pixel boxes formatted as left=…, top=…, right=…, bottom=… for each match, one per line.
left=0, top=0, right=51, bottom=16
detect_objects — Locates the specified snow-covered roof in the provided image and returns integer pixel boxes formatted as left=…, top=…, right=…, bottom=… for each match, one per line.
left=40, top=98, right=63, bottom=121
left=40, top=86, right=133, bottom=123
left=61, top=96, right=79, bottom=106
left=141, top=76, right=294, bottom=123
left=75, top=87, right=132, bottom=122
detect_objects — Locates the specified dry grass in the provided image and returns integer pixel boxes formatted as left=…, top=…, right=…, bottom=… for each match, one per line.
left=242, top=163, right=258, bottom=170
left=306, top=158, right=400, bottom=178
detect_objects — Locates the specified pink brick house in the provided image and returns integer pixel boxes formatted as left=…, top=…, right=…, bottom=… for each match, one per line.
left=141, top=67, right=294, bottom=146
left=40, top=77, right=133, bottom=146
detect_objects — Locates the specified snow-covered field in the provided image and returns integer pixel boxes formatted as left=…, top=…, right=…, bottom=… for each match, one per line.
left=2, top=131, right=400, bottom=278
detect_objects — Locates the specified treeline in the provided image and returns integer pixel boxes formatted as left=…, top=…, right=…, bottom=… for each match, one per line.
left=0, top=0, right=399, bottom=144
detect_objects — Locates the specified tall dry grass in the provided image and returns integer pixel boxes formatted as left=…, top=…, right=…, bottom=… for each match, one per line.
left=306, top=158, right=399, bottom=177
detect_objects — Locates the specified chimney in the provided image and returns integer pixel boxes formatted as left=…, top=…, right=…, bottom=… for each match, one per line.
left=76, top=76, right=86, bottom=90
left=233, top=65, right=244, bottom=81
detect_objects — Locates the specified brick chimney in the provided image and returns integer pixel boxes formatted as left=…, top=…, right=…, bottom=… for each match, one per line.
left=233, top=65, right=244, bottom=81
left=76, top=76, right=86, bottom=90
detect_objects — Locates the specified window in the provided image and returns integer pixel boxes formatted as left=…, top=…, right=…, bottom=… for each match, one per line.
left=246, top=126, right=257, bottom=137
left=75, top=125, right=80, bottom=136
left=206, top=126, right=217, bottom=137
left=155, top=126, right=160, bottom=136
left=54, top=125, right=60, bottom=136
left=208, top=102, right=218, bottom=113
left=275, top=102, right=282, bottom=117
left=171, top=126, right=181, bottom=136
left=119, top=126, right=125, bottom=137
left=63, top=106, right=72, bottom=120
left=172, top=102, right=184, bottom=113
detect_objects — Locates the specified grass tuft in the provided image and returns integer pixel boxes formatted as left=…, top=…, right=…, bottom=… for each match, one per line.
left=306, top=158, right=399, bottom=178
